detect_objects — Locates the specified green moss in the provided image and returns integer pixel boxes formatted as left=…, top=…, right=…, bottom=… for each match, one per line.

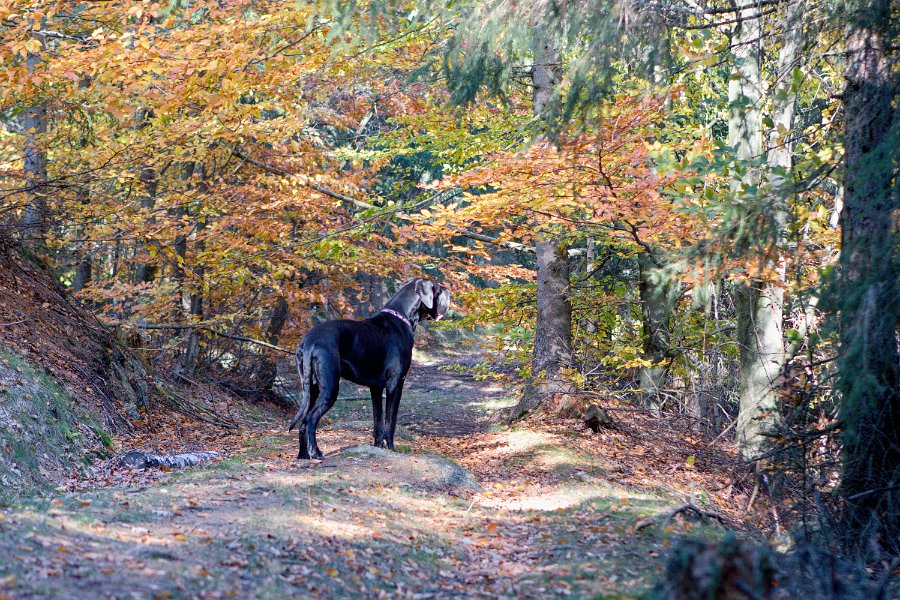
left=0, top=347, right=112, bottom=502
left=95, top=428, right=113, bottom=449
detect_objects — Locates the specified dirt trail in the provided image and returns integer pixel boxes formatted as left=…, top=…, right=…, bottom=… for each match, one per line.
left=0, top=354, right=715, bottom=599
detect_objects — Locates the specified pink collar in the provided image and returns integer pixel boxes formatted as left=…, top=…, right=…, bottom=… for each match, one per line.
left=380, top=308, right=412, bottom=330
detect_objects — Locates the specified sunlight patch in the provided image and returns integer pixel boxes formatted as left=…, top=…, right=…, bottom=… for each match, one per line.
left=477, top=483, right=659, bottom=512
left=502, top=429, right=557, bottom=453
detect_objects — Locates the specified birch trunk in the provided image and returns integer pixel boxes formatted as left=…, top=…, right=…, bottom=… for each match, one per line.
left=728, top=6, right=785, bottom=461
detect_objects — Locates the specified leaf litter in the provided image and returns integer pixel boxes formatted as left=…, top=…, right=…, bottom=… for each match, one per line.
left=0, top=355, right=748, bottom=599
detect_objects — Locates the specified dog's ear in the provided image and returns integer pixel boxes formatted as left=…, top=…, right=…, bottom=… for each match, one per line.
left=434, top=286, right=450, bottom=320
left=415, top=279, right=435, bottom=309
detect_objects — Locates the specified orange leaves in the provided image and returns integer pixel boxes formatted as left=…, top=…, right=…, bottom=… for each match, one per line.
left=1, top=1, right=445, bottom=346
left=418, top=96, right=704, bottom=261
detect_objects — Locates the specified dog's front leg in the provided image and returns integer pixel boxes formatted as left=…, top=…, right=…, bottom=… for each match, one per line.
left=383, top=378, right=405, bottom=450
left=369, top=386, right=385, bottom=448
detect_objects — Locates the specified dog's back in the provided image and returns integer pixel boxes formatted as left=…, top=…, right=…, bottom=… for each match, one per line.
left=298, top=316, right=414, bottom=388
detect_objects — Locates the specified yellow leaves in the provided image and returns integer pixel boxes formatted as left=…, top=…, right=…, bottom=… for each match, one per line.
left=23, top=38, right=41, bottom=54
left=621, top=357, right=653, bottom=370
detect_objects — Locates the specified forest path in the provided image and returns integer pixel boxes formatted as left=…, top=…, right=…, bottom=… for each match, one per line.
left=0, top=353, right=709, bottom=599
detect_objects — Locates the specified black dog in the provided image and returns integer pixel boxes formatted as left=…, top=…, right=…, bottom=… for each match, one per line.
left=289, top=278, right=450, bottom=459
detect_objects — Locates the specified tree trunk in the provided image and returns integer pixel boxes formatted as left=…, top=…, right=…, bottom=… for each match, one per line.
left=21, top=32, right=48, bottom=244
left=369, top=275, right=386, bottom=313
left=636, top=54, right=680, bottom=401
left=134, top=108, right=158, bottom=285
left=71, top=251, right=92, bottom=293
left=637, top=254, right=679, bottom=397
left=515, top=35, right=574, bottom=416
left=734, top=283, right=784, bottom=458
left=728, top=8, right=785, bottom=461
left=838, top=8, right=899, bottom=548
left=172, top=162, right=194, bottom=319
left=581, top=238, right=597, bottom=333
left=70, top=75, right=93, bottom=294
left=532, top=37, right=559, bottom=118
left=70, top=179, right=92, bottom=294
left=255, top=295, right=289, bottom=396
left=518, top=241, right=574, bottom=415
left=176, top=164, right=205, bottom=376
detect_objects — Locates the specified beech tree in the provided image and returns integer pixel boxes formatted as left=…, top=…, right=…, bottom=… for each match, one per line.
left=1, top=0, right=896, bottom=555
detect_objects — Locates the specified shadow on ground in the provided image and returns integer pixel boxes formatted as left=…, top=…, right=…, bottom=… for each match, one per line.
left=0, top=355, right=727, bottom=599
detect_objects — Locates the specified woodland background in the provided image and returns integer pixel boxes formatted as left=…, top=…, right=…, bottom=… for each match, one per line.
left=0, top=0, right=897, bottom=596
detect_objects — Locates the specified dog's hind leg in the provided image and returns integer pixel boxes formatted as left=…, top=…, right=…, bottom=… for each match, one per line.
left=383, top=377, right=405, bottom=451
left=305, top=355, right=339, bottom=460
left=369, top=386, right=385, bottom=448
left=297, top=381, right=318, bottom=459
left=292, top=347, right=319, bottom=459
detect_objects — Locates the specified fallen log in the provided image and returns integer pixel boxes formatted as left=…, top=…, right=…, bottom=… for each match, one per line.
left=118, top=450, right=220, bottom=470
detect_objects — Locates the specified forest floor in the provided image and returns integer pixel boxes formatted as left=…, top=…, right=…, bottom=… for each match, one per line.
left=0, top=350, right=738, bottom=599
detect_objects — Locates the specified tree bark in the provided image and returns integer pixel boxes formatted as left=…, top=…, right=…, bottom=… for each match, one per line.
left=727, top=7, right=785, bottom=461
left=518, top=241, right=574, bottom=414
left=172, top=162, right=194, bottom=319
left=71, top=177, right=92, bottom=294
left=70, top=74, right=94, bottom=294
left=254, top=294, right=289, bottom=396
left=637, top=254, right=679, bottom=396
left=515, top=35, right=574, bottom=416
left=71, top=247, right=92, bottom=293
left=636, top=52, right=681, bottom=401
left=532, top=37, right=559, bottom=118
left=176, top=163, right=205, bottom=376
left=21, top=32, right=48, bottom=244
left=838, top=6, right=899, bottom=547
left=134, top=108, right=158, bottom=285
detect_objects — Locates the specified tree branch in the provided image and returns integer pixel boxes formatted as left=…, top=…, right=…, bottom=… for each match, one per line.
left=113, top=322, right=294, bottom=354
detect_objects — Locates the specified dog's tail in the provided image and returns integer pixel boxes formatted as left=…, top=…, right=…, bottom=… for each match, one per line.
left=288, top=346, right=314, bottom=432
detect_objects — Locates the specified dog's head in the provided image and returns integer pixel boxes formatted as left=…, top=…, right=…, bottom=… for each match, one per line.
left=414, top=279, right=436, bottom=309
left=417, top=281, right=450, bottom=322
